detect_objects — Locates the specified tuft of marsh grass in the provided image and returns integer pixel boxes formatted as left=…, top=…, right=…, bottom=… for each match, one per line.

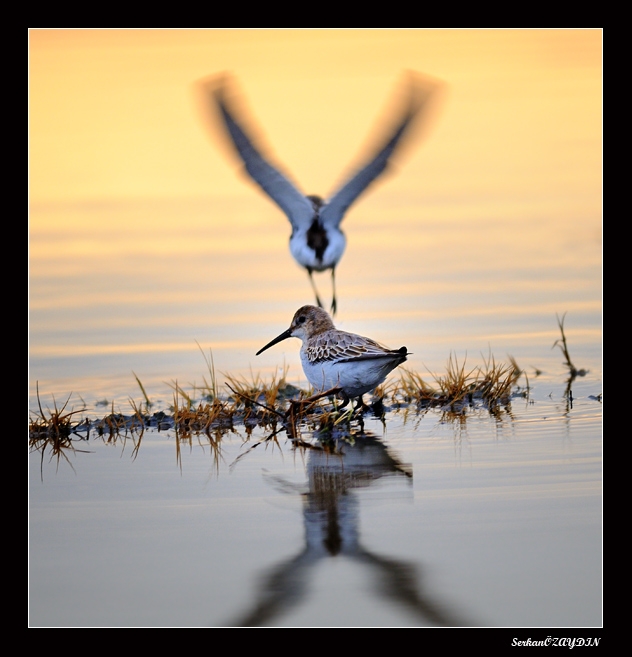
left=553, top=313, right=587, bottom=378
left=171, top=385, right=230, bottom=471
left=393, top=368, right=438, bottom=405
left=133, top=371, right=152, bottom=411
left=29, top=385, right=83, bottom=442
left=172, top=385, right=234, bottom=438
left=434, top=354, right=478, bottom=405
left=29, top=353, right=527, bottom=458
left=390, top=353, right=522, bottom=412
left=167, top=380, right=197, bottom=408
left=224, top=365, right=301, bottom=426
left=29, top=384, right=91, bottom=479
left=197, top=342, right=219, bottom=400
left=476, top=353, right=522, bottom=406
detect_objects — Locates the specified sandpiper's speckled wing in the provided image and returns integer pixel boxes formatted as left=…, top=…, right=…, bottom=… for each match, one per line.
left=319, top=74, right=437, bottom=229
left=212, top=80, right=314, bottom=231
left=306, top=330, right=406, bottom=364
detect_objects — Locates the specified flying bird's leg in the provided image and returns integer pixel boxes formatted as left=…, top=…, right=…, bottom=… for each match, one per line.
left=307, top=268, right=324, bottom=309
left=330, top=268, right=337, bottom=316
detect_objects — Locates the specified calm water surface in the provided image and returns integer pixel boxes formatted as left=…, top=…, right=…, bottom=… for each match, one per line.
left=29, top=30, right=601, bottom=628
left=29, top=370, right=601, bottom=627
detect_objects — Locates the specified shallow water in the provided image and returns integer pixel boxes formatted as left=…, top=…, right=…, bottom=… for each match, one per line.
left=30, top=371, right=601, bottom=627
left=29, top=30, right=601, bottom=628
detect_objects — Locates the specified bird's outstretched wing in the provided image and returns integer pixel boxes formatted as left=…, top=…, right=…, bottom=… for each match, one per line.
left=211, top=76, right=314, bottom=230
left=320, top=73, right=441, bottom=229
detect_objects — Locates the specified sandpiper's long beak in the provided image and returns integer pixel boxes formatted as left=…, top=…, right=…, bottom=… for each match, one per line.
left=256, top=328, right=292, bottom=355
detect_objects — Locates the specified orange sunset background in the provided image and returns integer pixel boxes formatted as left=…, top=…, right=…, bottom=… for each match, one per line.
left=29, top=29, right=602, bottom=401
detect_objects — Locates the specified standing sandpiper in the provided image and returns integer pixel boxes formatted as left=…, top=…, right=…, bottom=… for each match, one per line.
left=256, top=305, right=409, bottom=406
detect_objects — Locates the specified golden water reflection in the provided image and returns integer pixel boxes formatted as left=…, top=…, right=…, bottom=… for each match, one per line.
left=29, top=29, right=601, bottom=409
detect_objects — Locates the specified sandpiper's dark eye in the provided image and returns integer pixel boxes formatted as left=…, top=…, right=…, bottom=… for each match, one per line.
left=297, top=316, right=306, bottom=324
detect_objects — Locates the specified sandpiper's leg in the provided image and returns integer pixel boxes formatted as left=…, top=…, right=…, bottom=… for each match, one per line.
left=336, top=390, right=350, bottom=409
left=307, top=269, right=324, bottom=309
left=353, top=396, right=372, bottom=415
left=330, top=268, right=337, bottom=315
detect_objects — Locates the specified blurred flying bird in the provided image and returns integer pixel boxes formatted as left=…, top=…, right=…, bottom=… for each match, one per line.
left=199, top=72, right=441, bottom=314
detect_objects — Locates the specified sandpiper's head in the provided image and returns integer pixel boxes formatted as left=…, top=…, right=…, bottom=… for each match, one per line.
left=256, top=305, right=335, bottom=355
left=288, top=305, right=335, bottom=339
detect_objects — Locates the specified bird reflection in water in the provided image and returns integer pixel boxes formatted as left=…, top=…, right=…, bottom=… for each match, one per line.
left=228, top=431, right=469, bottom=627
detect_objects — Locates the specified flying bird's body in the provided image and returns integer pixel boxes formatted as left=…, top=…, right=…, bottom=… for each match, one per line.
left=288, top=194, right=345, bottom=276
left=205, top=73, right=439, bottom=313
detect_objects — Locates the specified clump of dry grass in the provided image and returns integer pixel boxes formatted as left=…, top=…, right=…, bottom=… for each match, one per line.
left=29, top=385, right=91, bottom=478
left=391, top=369, right=438, bottom=405
left=225, top=365, right=303, bottom=427
left=196, top=342, right=220, bottom=400
left=133, top=371, right=152, bottom=411
left=170, top=386, right=231, bottom=471
left=29, top=350, right=526, bottom=458
left=168, top=347, right=238, bottom=438
left=29, top=387, right=83, bottom=443
left=476, top=354, right=522, bottom=405
left=30, top=353, right=526, bottom=458
left=88, top=400, right=147, bottom=441
left=553, top=313, right=587, bottom=379
left=172, top=385, right=235, bottom=437
left=433, top=354, right=479, bottom=404
left=389, top=353, right=522, bottom=411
